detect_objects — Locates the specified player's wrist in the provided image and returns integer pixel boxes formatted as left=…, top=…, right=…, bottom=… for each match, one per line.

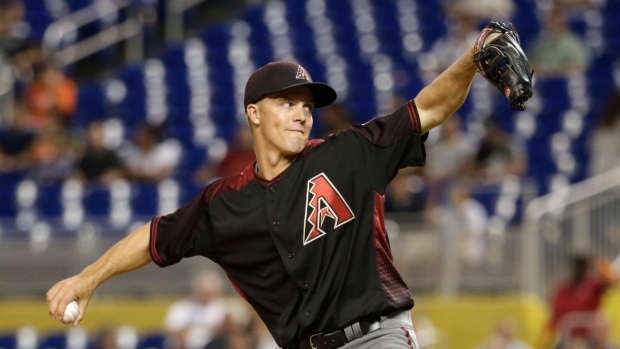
left=79, top=266, right=105, bottom=291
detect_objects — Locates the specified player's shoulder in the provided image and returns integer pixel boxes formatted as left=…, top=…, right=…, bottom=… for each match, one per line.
left=301, top=135, right=348, bottom=156
left=305, top=128, right=357, bottom=149
left=203, top=164, right=255, bottom=201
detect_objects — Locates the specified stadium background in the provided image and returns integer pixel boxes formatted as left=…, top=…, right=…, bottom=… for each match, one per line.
left=0, top=0, right=619, bottom=348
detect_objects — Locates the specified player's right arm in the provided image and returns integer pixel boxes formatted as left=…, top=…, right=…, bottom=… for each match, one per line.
left=46, top=222, right=153, bottom=327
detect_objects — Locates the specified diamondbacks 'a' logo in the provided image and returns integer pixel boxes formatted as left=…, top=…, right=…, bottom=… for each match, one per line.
left=296, top=65, right=312, bottom=81
left=303, top=173, right=355, bottom=245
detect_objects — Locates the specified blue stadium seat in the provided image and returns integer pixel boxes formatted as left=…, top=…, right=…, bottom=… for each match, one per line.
left=471, top=184, right=501, bottom=217
left=66, top=0, right=96, bottom=12
left=511, top=0, right=540, bottom=48
left=83, top=185, right=111, bottom=217
left=202, top=24, right=232, bottom=51
left=136, top=333, right=165, bottom=349
left=74, top=82, right=109, bottom=127
left=0, top=174, right=21, bottom=218
left=175, top=143, right=208, bottom=182
left=131, top=183, right=158, bottom=218
left=37, top=333, right=66, bottom=349
left=160, top=44, right=187, bottom=69
left=0, top=333, right=16, bottom=349
left=24, top=10, right=54, bottom=42
left=118, top=65, right=146, bottom=88
left=36, top=184, right=63, bottom=218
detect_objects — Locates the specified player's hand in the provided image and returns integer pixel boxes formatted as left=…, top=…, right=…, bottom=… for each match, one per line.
left=46, top=274, right=96, bottom=327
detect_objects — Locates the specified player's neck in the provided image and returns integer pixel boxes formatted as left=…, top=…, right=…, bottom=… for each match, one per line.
left=254, top=151, right=298, bottom=181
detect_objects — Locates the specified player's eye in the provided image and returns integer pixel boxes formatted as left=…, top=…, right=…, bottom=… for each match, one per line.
left=304, top=104, right=314, bottom=112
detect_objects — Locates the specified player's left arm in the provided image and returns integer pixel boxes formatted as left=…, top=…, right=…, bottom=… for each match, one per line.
left=414, top=46, right=477, bottom=134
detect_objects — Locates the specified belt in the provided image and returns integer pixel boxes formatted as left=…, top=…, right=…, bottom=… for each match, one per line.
left=295, top=318, right=381, bottom=349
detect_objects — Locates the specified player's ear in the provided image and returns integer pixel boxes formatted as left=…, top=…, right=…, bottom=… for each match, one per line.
left=246, top=104, right=260, bottom=127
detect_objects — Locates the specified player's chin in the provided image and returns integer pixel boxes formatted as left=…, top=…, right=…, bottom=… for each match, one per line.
left=282, top=140, right=307, bottom=155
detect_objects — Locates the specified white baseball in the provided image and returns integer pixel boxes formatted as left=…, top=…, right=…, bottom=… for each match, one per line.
left=62, top=300, right=79, bottom=324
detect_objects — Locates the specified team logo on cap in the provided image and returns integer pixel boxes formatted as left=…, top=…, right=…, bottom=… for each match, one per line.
left=303, top=173, right=355, bottom=245
left=296, top=65, right=312, bottom=81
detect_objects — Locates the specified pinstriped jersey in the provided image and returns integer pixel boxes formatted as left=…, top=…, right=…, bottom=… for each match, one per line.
left=149, top=100, right=427, bottom=347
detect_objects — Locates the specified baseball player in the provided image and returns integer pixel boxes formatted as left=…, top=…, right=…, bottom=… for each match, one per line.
left=47, top=23, right=532, bottom=349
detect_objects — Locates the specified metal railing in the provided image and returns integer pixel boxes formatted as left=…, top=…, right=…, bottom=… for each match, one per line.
left=42, top=0, right=209, bottom=68
left=43, top=0, right=143, bottom=67
left=165, top=0, right=210, bottom=43
left=521, top=166, right=620, bottom=297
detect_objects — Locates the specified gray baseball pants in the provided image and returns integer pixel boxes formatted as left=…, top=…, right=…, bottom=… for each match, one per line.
left=340, top=310, right=420, bottom=349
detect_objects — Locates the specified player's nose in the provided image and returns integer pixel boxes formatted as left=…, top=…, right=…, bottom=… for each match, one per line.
left=292, top=104, right=308, bottom=122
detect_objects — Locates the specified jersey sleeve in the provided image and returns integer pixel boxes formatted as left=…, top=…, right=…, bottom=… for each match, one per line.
left=149, top=184, right=219, bottom=267
left=341, top=99, right=427, bottom=194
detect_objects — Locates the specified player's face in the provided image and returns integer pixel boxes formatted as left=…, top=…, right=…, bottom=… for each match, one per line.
left=254, top=87, right=315, bottom=156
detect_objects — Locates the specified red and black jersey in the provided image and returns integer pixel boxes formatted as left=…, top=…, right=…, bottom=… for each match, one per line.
left=150, top=100, right=426, bottom=347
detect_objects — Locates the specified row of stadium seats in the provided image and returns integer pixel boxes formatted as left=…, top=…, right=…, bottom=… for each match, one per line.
left=9, top=0, right=618, bottom=234
left=0, top=327, right=165, bottom=349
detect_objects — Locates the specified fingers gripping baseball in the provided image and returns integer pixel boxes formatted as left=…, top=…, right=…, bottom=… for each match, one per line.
left=46, top=276, right=93, bottom=326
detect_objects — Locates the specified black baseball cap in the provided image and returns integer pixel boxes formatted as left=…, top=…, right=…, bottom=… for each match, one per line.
left=244, top=61, right=337, bottom=109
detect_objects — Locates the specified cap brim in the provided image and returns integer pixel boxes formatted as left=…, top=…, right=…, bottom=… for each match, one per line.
left=255, top=82, right=337, bottom=108
left=303, top=82, right=337, bottom=108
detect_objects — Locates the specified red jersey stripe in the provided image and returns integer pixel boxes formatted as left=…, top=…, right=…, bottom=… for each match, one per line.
left=150, top=216, right=165, bottom=265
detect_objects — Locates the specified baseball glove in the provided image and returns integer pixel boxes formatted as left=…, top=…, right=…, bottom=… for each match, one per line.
left=474, top=21, right=534, bottom=111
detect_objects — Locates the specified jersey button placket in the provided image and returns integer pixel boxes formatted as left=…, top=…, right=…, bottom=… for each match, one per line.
left=268, top=186, right=276, bottom=193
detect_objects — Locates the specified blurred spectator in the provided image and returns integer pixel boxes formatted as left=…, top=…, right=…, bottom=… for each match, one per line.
left=445, top=0, right=515, bottom=21
left=0, top=101, right=34, bottom=172
left=205, top=304, right=278, bottom=349
left=429, top=183, right=489, bottom=266
left=423, top=11, right=480, bottom=80
left=412, top=314, right=444, bottom=349
left=384, top=167, right=427, bottom=213
left=462, top=123, right=526, bottom=182
left=547, top=254, right=618, bottom=347
left=164, top=271, right=227, bottom=349
left=0, top=0, right=26, bottom=45
left=588, top=91, right=620, bottom=177
left=193, top=126, right=255, bottom=185
left=421, top=7, right=500, bottom=112
left=205, top=310, right=256, bottom=349
left=527, top=7, right=591, bottom=78
left=94, top=328, right=119, bottom=349
left=476, top=317, right=531, bottom=349
left=588, top=313, right=620, bottom=349
left=93, top=326, right=139, bottom=349
left=317, top=103, right=352, bottom=138
left=424, top=115, right=475, bottom=207
left=22, top=64, right=78, bottom=130
left=72, top=121, right=124, bottom=185
left=449, top=184, right=488, bottom=266
left=122, top=124, right=181, bottom=183
left=11, top=42, right=44, bottom=92
left=250, top=309, right=279, bottom=349
left=26, top=120, right=75, bottom=185
left=0, top=0, right=26, bottom=125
